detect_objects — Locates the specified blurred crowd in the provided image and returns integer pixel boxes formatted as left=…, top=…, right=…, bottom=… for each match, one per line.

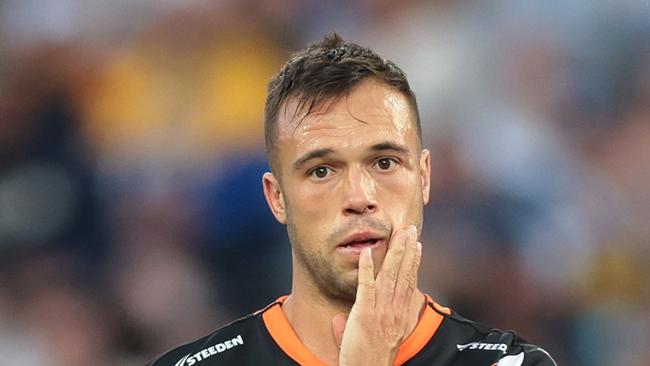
left=0, top=0, right=648, bottom=365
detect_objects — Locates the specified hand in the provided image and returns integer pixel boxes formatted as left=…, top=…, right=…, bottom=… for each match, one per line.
left=334, top=225, right=422, bottom=366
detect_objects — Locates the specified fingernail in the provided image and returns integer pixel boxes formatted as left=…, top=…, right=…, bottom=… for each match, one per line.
left=417, top=241, right=422, bottom=252
left=409, top=225, right=417, bottom=236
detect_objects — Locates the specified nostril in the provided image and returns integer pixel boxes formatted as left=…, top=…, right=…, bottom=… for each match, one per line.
left=344, top=205, right=375, bottom=215
left=342, top=196, right=378, bottom=215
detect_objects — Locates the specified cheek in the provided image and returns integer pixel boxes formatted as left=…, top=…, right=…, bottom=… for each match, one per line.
left=377, top=169, right=420, bottom=197
left=292, top=180, right=340, bottom=215
left=285, top=186, right=336, bottom=239
left=376, top=173, right=422, bottom=222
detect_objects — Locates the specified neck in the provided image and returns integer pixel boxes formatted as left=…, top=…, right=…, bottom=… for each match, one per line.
left=281, top=276, right=426, bottom=366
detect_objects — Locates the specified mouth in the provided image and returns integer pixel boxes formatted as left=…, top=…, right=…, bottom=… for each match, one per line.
left=336, top=232, right=387, bottom=257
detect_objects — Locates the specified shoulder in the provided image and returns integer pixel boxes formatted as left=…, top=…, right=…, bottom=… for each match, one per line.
left=432, top=305, right=557, bottom=366
left=144, top=312, right=260, bottom=366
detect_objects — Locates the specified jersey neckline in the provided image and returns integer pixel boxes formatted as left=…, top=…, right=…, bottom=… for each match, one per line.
left=261, top=294, right=451, bottom=365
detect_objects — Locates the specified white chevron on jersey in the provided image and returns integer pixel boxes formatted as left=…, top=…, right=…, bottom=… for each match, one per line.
left=497, top=352, right=524, bottom=366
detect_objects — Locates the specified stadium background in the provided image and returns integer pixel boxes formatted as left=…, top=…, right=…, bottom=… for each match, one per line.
left=0, top=0, right=648, bottom=365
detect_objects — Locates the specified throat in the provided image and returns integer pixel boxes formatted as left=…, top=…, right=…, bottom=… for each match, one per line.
left=281, top=293, right=351, bottom=366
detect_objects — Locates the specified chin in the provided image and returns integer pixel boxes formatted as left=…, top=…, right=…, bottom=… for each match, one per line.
left=324, top=273, right=358, bottom=302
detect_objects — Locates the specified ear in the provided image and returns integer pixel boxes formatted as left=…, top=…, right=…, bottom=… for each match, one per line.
left=420, top=149, right=431, bottom=205
left=262, top=172, right=287, bottom=224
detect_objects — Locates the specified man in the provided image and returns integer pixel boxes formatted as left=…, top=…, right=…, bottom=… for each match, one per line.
left=147, top=33, right=557, bottom=365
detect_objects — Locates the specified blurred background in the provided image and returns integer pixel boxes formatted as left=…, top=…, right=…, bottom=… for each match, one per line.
left=0, top=0, right=648, bottom=365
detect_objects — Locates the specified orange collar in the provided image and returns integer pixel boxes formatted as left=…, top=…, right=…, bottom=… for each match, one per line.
left=261, top=295, right=451, bottom=365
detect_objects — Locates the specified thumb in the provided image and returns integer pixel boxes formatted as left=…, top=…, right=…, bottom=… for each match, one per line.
left=331, top=313, right=348, bottom=349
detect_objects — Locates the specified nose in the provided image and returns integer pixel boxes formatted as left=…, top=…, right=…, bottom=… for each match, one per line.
left=341, top=167, right=378, bottom=215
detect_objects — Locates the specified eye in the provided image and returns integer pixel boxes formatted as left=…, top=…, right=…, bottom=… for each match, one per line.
left=373, top=157, right=399, bottom=171
left=309, top=166, right=334, bottom=179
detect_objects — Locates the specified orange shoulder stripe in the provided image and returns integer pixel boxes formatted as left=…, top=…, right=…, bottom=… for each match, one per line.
left=261, top=295, right=450, bottom=365
left=262, top=296, right=328, bottom=365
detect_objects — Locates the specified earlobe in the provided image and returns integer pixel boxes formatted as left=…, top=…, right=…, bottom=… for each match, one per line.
left=262, top=172, right=287, bottom=224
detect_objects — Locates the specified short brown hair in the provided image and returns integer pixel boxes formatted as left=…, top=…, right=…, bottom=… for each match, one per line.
left=264, top=33, right=421, bottom=174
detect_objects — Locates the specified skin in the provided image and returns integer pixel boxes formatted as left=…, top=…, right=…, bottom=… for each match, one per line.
left=262, top=77, right=431, bottom=365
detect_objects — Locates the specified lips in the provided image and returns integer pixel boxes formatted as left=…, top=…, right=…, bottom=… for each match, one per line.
left=336, top=231, right=386, bottom=256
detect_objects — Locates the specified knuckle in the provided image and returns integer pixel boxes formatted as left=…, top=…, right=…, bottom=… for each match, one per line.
left=360, top=279, right=375, bottom=289
left=413, top=254, right=421, bottom=268
left=406, top=281, right=416, bottom=294
left=394, top=244, right=406, bottom=255
left=383, top=269, right=398, bottom=281
left=361, top=260, right=373, bottom=270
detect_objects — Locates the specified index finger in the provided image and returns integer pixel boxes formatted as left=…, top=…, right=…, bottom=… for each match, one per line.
left=355, top=247, right=375, bottom=307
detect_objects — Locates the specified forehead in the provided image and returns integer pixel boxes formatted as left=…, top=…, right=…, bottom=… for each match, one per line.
left=275, top=78, right=417, bottom=158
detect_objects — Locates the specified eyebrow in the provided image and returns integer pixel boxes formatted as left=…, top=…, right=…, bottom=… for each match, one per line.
left=293, top=148, right=335, bottom=170
left=369, top=141, right=410, bottom=154
left=292, top=141, right=410, bottom=171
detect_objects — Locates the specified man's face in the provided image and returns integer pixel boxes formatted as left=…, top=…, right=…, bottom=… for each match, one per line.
left=263, top=77, right=431, bottom=301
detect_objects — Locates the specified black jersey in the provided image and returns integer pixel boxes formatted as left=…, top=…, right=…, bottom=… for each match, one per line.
left=146, top=295, right=557, bottom=366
